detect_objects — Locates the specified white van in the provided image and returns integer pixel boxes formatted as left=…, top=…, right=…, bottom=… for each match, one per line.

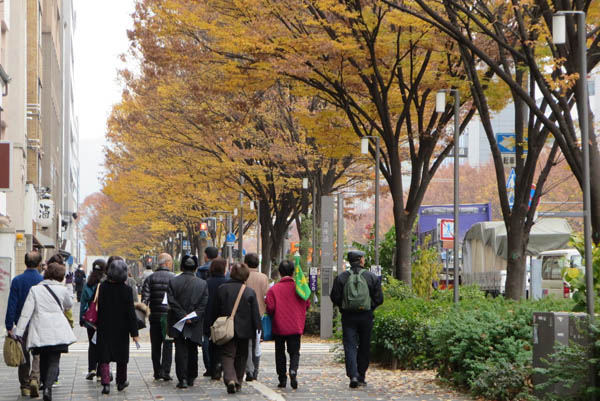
left=539, top=249, right=583, bottom=298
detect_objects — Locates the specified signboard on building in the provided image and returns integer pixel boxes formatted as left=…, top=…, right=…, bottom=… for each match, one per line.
left=439, top=218, right=454, bottom=241
left=36, top=199, right=54, bottom=228
left=0, top=141, right=12, bottom=191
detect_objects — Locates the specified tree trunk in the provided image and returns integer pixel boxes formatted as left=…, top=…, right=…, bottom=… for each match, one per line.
left=504, top=216, right=529, bottom=300
left=397, top=229, right=412, bottom=285
left=259, top=201, right=272, bottom=275
left=589, top=131, right=600, bottom=245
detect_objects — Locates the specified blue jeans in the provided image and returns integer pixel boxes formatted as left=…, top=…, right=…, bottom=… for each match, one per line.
left=201, top=335, right=210, bottom=372
left=341, top=311, right=373, bottom=381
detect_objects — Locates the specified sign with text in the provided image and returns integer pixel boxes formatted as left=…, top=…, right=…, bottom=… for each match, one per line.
left=309, top=267, right=318, bottom=291
left=36, top=199, right=54, bottom=227
left=439, top=218, right=454, bottom=241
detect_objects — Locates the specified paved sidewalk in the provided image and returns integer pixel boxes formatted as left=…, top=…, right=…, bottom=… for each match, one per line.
left=0, top=302, right=473, bottom=400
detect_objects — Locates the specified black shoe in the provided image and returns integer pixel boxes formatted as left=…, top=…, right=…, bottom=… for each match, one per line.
left=245, top=373, right=254, bottom=382
left=188, top=378, right=195, bottom=387
left=235, top=383, right=242, bottom=392
left=117, top=381, right=129, bottom=391
left=176, top=380, right=188, bottom=389
left=101, top=384, right=110, bottom=395
left=358, top=380, right=367, bottom=387
left=277, top=380, right=286, bottom=388
left=203, top=370, right=211, bottom=377
left=350, top=377, right=359, bottom=388
left=160, top=373, right=173, bottom=381
left=227, top=381, right=236, bottom=394
left=289, top=370, right=298, bottom=389
left=42, top=387, right=52, bottom=401
left=85, top=371, right=95, bottom=380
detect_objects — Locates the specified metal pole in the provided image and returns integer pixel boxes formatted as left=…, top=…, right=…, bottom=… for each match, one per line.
left=227, top=214, right=233, bottom=265
left=312, top=179, right=317, bottom=268
left=578, top=12, right=593, bottom=320
left=337, top=193, right=344, bottom=272
left=453, top=90, right=460, bottom=304
left=239, top=192, right=243, bottom=261
left=375, top=138, right=380, bottom=268
left=256, top=201, right=260, bottom=257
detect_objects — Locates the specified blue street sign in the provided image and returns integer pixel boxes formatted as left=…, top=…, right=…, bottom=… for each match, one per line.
left=226, top=233, right=236, bottom=243
left=497, top=133, right=516, bottom=153
left=507, top=168, right=515, bottom=210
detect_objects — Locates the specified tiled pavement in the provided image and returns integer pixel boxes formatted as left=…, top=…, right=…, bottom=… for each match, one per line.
left=0, top=304, right=473, bottom=401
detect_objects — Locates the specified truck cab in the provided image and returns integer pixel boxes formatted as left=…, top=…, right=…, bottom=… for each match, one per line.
left=539, top=249, right=582, bottom=298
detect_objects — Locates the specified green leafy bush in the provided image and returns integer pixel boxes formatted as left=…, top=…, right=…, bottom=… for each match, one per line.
left=411, top=235, right=442, bottom=299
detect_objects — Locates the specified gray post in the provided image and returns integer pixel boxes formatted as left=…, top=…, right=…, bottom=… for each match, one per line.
left=320, top=196, right=335, bottom=339
left=375, top=137, right=380, bottom=267
left=239, top=192, right=243, bottom=261
left=256, top=200, right=260, bottom=257
left=577, top=12, right=593, bottom=320
left=453, top=90, right=460, bottom=304
left=312, top=179, right=317, bottom=268
left=227, top=214, right=233, bottom=265
left=337, top=193, right=344, bottom=272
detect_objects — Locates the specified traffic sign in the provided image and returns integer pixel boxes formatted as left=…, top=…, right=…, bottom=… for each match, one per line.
left=507, top=168, right=515, bottom=210
left=497, top=133, right=516, bottom=153
left=226, top=232, right=236, bottom=246
left=439, top=218, right=454, bottom=241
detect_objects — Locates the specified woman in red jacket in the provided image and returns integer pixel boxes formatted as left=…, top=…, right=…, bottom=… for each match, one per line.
left=265, top=260, right=310, bottom=389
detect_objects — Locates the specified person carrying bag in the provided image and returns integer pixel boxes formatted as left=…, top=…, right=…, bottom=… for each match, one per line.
left=211, top=285, right=246, bottom=345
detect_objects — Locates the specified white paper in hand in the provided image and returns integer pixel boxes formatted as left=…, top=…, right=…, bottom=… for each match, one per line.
left=162, top=292, right=168, bottom=305
left=255, top=330, right=262, bottom=357
left=173, top=311, right=197, bottom=332
left=91, top=331, right=97, bottom=344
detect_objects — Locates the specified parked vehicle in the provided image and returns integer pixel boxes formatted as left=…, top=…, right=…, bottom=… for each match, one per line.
left=539, top=249, right=582, bottom=298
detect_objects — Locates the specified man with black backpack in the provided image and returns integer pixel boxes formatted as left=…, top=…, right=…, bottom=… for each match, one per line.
left=330, top=250, right=383, bottom=389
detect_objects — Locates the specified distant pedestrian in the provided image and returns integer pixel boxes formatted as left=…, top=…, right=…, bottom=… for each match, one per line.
left=243, top=253, right=268, bottom=382
left=211, top=263, right=261, bottom=394
left=79, top=259, right=106, bottom=380
left=140, top=262, right=153, bottom=285
left=330, top=250, right=383, bottom=388
left=142, top=253, right=175, bottom=381
left=65, top=271, right=74, bottom=294
left=5, top=251, right=44, bottom=397
left=197, top=246, right=218, bottom=376
left=15, top=262, right=77, bottom=401
left=167, top=255, right=208, bottom=389
left=204, top=258, right=229, bottom=379
left=74, top=264, right=86, bottom=302
left=265, top=260, right=310, bottom=389
left=96, top=259, right=140, bottom=395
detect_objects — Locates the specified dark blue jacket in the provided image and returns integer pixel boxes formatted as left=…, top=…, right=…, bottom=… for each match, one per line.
left=196, top=261, right=211, bottom=281
left=5, top=269, right=44, bottom=331
left=203, top=273, right=229, bottom=334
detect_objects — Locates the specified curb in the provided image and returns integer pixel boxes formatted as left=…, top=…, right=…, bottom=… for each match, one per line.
left=248, top=381, right=287, bottom=401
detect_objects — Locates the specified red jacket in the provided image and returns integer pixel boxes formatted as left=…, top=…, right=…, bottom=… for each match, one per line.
left=265, top=276, right=310, bottom=336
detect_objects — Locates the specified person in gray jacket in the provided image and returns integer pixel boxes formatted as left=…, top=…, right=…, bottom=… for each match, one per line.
left=167, top=255, right=208, bottom=389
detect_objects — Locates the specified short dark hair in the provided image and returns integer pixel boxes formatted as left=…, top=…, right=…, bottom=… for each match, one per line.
left=204, top=246, right=218, bottom=260
left=229, top=262, right=250, bottom=282
left=209, top=258, right=227, bottom=276
left=278, top=260, right=295, bottom=277
left=107, top=259, right=128, bottom=283
left=45, top=262, right=66, bottom=282
left=244, top=253, right=259, bottom=269
left=106, top=255, right=124, bottom=268
left=92, top=259, right=106, bottom=272
left=47, top=253, right=64, bottom=266
left=181, top=255, right=198, bottom=272
left=24, top=251, right=42, bottom=269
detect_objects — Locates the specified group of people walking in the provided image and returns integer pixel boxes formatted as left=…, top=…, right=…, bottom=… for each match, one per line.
left=5, top=246, right=383, bottom=400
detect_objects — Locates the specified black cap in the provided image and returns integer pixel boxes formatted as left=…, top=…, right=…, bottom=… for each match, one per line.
left=347, top=250, right=365, bottom=264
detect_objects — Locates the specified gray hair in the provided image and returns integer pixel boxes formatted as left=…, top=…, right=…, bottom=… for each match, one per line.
left=157, top=253, right=172, bottom=267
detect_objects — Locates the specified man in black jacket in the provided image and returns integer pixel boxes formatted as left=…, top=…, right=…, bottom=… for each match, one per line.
left=330, top=250, right=383, bottom=389
left=167, top=255, right=209, bottom=389
left=142, top=253, right=175, bottom=381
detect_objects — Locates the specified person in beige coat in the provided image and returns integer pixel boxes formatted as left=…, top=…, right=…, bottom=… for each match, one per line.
left=243, top=253, right=269, bottom=381
left=16, top=263, right=77, bottom=401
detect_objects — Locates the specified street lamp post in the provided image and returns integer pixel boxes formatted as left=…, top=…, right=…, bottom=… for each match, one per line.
left=436, top=89, right=460, bottom=305
left=239, top=177, right=245, bottom=261
left=361, top=136, right=381, bottom=268
left=553, top=10, right=593, bottom=320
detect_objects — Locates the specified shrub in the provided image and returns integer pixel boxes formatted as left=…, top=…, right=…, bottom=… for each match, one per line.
left=411, top=235, right=442, bottom=299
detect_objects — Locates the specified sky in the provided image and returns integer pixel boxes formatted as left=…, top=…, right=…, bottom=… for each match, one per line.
left=74, top=0, right=136, bottom=201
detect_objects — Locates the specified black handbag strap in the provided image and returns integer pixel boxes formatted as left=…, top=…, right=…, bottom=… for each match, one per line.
left=43, top=284, right=64, bottom=312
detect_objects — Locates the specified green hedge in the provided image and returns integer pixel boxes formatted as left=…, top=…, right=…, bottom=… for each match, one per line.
left=370, top=284, right=573, bottom=400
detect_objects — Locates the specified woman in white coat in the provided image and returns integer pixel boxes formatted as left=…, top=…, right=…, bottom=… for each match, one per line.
left=16, top=262, right=77, bottom=401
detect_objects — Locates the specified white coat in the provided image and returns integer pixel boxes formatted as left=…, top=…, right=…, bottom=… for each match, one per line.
left=15, top=280, right=77, bottom=350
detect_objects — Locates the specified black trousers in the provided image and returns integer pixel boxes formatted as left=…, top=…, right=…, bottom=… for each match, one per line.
left=39, top=351, right=61, bottom=388
left=274, top=334, right=301, bottom=381
left=86, top=327, right=98, bottom=372
left=341, top=311, right=373, bottom=381
left=149, top=321, right=173, bottom=377
left=174, top=337, right=198, bottom=383
left=209, top=340, right=222, bottom=376
left=221, top=338, right=248, bottom=385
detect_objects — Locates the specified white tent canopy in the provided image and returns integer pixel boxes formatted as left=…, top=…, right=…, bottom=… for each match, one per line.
left=463, top=218, right=572, bottom=274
